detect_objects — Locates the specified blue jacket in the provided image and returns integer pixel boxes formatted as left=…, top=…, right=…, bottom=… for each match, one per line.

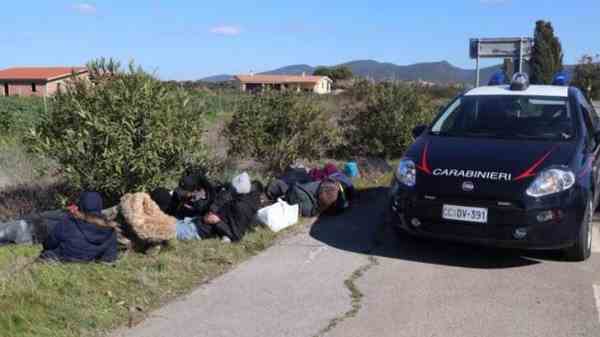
left=40, top=213, right=117, bottom=263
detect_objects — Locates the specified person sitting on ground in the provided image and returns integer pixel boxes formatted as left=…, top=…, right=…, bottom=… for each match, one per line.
left=39, top=192, right=119, bottom=263
left=170, top=168, right=215, bottom=220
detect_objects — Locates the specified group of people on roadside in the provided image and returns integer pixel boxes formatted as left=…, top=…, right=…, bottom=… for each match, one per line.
left=0, top=163, right=354, bottom=264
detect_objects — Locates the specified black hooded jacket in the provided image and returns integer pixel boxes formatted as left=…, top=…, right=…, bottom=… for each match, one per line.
left=204, top=182, right=262, bottom=242
left=170, top=172, right=215, bottom=219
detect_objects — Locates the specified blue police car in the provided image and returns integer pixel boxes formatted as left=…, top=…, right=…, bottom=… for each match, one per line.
left=390, top=73, right=599, bottom=261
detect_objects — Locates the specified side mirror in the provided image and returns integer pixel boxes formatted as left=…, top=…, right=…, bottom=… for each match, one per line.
left=412, top=125, right=427, bottom=138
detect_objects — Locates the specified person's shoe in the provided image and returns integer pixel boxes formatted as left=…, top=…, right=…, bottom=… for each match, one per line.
left=221, top=236, right=231, bottom=243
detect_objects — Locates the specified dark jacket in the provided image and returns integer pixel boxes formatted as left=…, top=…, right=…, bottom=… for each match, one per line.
left=40, top=212, right=118, bottom=263
left=209, top=183, right=262, bottom=242
left=171, top=172, right=215, bottom=219
left=266, top=168, right=313, bottom=200
left=286, top=181, right=321, bottom=217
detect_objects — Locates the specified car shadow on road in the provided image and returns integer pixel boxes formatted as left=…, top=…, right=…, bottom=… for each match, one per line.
left=309, top=187, right=566, bottom=269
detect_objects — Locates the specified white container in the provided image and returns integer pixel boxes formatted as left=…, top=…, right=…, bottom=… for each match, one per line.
left=257, top=199, right=299, bottom=233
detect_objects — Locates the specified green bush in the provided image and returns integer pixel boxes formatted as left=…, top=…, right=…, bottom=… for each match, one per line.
left=0, top=97, right=45, bottom=138
left=226, top=92, right=340, bottom=172
left=342, top=81, right=437, bottom=158
left=571, top=54, right=600, bottom=100
left=26, top=60, right=207, bottom=202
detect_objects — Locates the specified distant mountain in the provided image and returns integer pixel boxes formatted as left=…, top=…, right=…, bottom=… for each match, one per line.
left=200, top=74, right=234, bottom=82
left=200, top=60, right=575, bottom=85
left=260, top=64, right=315, bottom=76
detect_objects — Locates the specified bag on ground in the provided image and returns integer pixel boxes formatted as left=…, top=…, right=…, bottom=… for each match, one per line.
left=257, top=199, right=299, bottom=232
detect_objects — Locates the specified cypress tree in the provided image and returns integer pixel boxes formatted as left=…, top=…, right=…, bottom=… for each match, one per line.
left=529, top=20, right=564, bottom=84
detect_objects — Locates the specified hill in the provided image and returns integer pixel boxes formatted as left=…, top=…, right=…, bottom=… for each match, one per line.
left=201, top=60, right=575, bottom=84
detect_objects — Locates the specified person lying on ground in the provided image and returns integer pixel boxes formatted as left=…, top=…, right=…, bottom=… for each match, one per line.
left=171, top=172, right=262, bottom=242
left=169, top=168, right=215, bottom=219
left=0, top=192, right=119, bottom=249
left=309, top=163, right=355, bottom=203
left=39, top=192, right=119, bottom=263
left=266, top=166, right=352, bottom=217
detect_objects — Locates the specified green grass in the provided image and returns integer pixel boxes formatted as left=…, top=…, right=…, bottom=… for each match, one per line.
left=0, top=228, right=280, bottom=337
left=0, top=174, right=390, bottom=337
left=0, top=96, right=45, bottom=138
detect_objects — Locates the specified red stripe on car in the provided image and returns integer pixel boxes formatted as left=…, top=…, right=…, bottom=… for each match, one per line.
left=417, top=142, right=432, bottom=175
left=513, top=146, right=558, bottom=181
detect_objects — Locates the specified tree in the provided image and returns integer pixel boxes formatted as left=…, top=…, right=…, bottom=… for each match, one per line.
left=529, top=20, right=564, bottom=84
left=313, top=66, right=353, bottom=81
left=27, top=59, right=207, bottom=202
left=313, top=66, right=333, bottom=78
left=331, top=66, right=353, bottom=81
left=572, top=54, right=600, bottom=100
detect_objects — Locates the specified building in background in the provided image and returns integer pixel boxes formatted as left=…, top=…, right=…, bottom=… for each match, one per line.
left=0, top=67, right=88, bottom=97
left=234, top=73, right=332, bottom=94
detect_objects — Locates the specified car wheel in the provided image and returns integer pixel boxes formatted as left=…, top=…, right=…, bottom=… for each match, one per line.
left=565, top=198, right=593, bottom=261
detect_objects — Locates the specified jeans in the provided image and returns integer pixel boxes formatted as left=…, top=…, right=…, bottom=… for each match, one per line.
left=176, top=218, right=201, bottom=241
left=0, top=210, right=66, bottom=246
left=0, top=220, right=33, bottom=244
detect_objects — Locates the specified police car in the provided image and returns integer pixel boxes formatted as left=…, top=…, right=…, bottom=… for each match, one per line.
left=390, top=73, right=599, bottom=261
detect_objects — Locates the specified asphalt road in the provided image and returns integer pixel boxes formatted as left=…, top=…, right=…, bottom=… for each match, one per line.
left=114, top=186, right=600, bottom=337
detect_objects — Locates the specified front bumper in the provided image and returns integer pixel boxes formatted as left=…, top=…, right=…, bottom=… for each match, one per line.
left=390, top=185, right=587, bottom=250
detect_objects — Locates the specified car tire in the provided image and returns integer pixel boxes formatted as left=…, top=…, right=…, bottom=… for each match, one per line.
left=565, top=198, right=593, bottom=262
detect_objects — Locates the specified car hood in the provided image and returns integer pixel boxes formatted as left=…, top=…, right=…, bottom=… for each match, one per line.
left=405, top=136, right=577, bottom=201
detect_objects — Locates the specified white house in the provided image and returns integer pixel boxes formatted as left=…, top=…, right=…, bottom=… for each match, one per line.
left=234, top=73, right=333, bottom=94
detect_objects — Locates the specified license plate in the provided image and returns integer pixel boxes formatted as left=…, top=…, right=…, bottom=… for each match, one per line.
left=442, top=204, right=488, bottom=223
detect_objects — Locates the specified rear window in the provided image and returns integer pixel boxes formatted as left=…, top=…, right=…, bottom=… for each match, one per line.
left=430, top=95, right=574, bottom=141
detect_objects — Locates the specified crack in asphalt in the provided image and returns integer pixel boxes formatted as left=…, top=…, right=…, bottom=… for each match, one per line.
left=313, top=196, right=388, bottom=337
left=313, top=255, right=379, bottom=337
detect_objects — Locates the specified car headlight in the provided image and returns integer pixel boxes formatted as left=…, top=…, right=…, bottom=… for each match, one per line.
left=396, top=159, right=416, bottom=187
left=525, top=168, right=575, bottom=198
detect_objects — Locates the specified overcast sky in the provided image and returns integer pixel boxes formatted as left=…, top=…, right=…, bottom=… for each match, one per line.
left=1, top=0, right=598, bottom=79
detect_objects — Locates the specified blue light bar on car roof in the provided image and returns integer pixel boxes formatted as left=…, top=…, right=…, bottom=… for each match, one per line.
left=552, top=71, right=570, bottom=86
left=488, top=70, right=509, bottom=86
left=510, top=73, right=530, bottom=91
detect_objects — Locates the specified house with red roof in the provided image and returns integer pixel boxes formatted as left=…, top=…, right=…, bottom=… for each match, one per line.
left=234, top=73, right=332, bottom=94
left=0, top=67, right=88, bottom=97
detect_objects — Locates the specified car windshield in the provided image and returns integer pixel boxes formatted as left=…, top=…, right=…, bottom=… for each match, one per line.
left=430, top=95, right=574, bottom=141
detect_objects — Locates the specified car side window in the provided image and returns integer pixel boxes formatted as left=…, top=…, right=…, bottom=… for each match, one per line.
left=579, top=98, right=597, bottom=150
left=579, top=92, right=599, bottom=130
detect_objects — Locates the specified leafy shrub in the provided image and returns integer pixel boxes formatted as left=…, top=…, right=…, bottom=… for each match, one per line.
left=571, top=54, right=600, bottom=100
left=26, top=60, right=207, bottom=202
left=0, top=97, right=45, bottom=138
left=342, top=81, right=437, bottom=158
left=226, top=92, right=340, bottom=172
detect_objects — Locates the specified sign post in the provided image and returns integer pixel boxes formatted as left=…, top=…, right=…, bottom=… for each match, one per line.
left=469, top=37, right=533, bottom=87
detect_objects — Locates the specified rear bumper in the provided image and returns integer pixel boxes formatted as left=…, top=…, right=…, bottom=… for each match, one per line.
left=390, top=187, right=587, bottom=250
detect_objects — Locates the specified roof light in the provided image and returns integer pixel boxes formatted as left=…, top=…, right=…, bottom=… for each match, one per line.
left=510, top=72, right=529, bottom=91
left=552, top=71, right=570, bottom=86
left=488, top=70, right=508, bottom=86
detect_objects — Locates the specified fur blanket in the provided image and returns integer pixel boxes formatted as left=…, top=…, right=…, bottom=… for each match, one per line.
left=119, top=193, right=177, bottom=243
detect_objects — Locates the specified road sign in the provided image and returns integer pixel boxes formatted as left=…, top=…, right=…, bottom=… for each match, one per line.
left=470, top=38, right=533, bottom=59
left=470, top=37, right=533, bottom=87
